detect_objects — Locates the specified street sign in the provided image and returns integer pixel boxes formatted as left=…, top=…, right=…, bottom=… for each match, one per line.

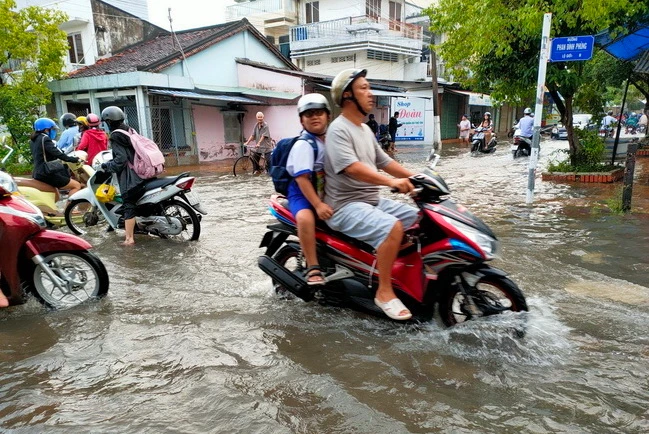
left=550, top=35, right=594, bottom=62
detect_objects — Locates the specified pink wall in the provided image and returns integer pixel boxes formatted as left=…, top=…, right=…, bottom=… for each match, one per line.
left=193, top=103, right=303, bottom=162
left=242, top=104, right=302, bottom=143
left=193, top=105, right=239, bottom=162
left=237, top=64, right=302, bottom=94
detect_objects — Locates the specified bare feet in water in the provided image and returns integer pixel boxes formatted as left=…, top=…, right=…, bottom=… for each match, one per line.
left=122, top=239, right=135, bottom=246
left=0, top=292, right=9, bottom=308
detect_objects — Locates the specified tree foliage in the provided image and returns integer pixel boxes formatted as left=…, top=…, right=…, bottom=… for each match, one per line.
left=0, top=0, right=68, bottom=163
left=426, top=0, right=646, bottom=165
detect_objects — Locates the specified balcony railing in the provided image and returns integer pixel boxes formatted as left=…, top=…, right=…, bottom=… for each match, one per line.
left=226, top=0, right=295, bottom=21
left=290, top=15, right=423, bottom=58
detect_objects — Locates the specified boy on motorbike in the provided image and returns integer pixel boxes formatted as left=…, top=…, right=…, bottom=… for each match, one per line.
left=285, top=93, right=334, bottom=285
left=100, top=106, right=146, bottom=246
left=324, top=68, right=418, bottom=321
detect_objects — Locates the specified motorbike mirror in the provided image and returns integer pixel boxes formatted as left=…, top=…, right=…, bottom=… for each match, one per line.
left=0, top=171, right=18, bottom=196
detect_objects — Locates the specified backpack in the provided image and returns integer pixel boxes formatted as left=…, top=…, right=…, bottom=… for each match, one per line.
left=269, top=132, right=317, bottom=195
left=114, top=128, right=165, bottom=179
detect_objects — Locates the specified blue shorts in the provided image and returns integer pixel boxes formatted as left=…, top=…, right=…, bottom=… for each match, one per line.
left=287, top=180, right=313, bottom=217
left=326, top=198, right=419, bottom=249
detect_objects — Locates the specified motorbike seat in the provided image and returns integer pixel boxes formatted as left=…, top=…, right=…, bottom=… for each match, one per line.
left=14, top=177, right=61, bottom=202
left=142, top=172, right=191, bottom=190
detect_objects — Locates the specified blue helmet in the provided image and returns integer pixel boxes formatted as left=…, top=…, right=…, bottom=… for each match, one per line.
left=34, top=118, right=58, bottom=132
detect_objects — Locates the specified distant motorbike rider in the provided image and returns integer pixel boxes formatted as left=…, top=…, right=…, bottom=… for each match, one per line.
left=30, top=117, right=82, bottom=198
left=57, top=113, right=78, bottom=154
left=602, top=111, right=617, bottom=129
left=100, top=106, right=146, bottom=246
left=517, top=108, right=534, bottom=139
left=77, top=113, right=108, bottom=164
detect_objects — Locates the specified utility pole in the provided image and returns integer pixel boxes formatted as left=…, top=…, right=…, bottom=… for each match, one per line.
left=527, top=13, right=552, bottom=204
left=430, top=49, right=442, bottom=159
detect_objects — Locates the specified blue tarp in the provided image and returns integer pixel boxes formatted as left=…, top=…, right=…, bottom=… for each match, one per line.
left=595, top=22, right=649, bottom=61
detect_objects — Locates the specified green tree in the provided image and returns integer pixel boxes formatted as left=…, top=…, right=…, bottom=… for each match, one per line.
left=426, top=0, right=646, bottom=165
left=0, top=0, right=68, bottom=164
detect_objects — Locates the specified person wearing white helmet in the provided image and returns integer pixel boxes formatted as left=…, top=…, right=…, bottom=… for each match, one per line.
left=516, top=108, right=534, bottom=139
left=285, top=93, right=335, bottom=285
left=324, top=68, right=418, bottom=321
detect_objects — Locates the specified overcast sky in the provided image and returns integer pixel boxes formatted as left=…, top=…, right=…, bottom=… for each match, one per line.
left=147, top=0, right=235, bottom=31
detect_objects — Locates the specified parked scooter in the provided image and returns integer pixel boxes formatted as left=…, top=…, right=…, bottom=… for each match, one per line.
left=258, top=157, right=528, bottom=327
left=511, top=128, right=532, bottom=158
left=64, top=154, right=206, bottom=241
left=0, top=153, right=108, bottom=309
left=377, top=124, right=393, bottom=157
left=470, top=127, right=497, bottom=154
left=15, top=150, right=94, bottom=228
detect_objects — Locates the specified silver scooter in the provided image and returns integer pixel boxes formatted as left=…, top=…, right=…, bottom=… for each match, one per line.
left=64, top=151, right=206, bottom=241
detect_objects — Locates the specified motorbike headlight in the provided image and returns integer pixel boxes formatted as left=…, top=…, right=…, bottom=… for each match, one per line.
left=442, top=216, right=500, bottom=259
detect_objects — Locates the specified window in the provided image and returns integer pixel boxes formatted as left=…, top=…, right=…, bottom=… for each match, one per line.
left=331, top=55, right=354, bottom=63
left=305, top=1, right=319, bottom=24
left=67, top=33, right=84, bottom=64
left=366, top=0, right=381, bottom=20
left=389, top=1, right=402, bottom=31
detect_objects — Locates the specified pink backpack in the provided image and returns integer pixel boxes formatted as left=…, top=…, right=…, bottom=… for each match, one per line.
left=115, top=128, right=165, bottom=179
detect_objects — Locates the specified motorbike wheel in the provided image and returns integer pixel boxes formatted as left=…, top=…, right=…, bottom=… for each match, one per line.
left=439, top=275, right=527, bottom=327
left=272, top=245, right=304, bottom=299
left=470, top=141, right=479, bottom=153
left=25, top=251, right=109, bottom=309
left=160, top=199, right=201, bottom=241
left=64, top=199, right=107, bottom=236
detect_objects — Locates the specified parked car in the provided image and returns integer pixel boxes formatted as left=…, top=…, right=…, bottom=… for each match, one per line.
left=551, top=124, right=568, bottom=140
left=573, top=114, right=595, bottom=130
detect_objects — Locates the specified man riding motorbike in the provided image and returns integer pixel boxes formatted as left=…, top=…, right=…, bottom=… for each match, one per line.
left=324, top=68, right=418, bottom=321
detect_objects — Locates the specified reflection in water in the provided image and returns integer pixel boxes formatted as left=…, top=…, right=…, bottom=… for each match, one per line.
left=1, top=141, right=648, bottom=432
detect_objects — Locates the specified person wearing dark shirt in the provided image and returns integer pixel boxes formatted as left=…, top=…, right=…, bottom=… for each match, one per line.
left=366, top=113, right=379, bottom=135
left=100, top=106, right=146, bottom=246
left=388, top=112, right=402, bottom=153
left=30, top=117, right=81, bottom=197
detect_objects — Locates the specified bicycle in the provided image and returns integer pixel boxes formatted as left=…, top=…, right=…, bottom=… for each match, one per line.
left=232, top=143, right=273, bottom=176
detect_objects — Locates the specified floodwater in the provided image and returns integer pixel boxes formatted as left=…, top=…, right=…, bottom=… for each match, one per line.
left=1, top=139, right=648, bottom=433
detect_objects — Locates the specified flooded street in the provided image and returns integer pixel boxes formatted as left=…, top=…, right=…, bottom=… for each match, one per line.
left=1, top=139, right=648, bottom=433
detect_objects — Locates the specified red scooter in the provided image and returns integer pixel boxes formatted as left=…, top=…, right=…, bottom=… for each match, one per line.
left=0, top=157, right=109, bottom=309
left=258, top=161, right=527, bottom=327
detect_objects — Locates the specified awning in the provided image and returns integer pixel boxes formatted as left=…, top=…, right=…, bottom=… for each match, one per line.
left=595, top=21, right=649, bottom=62
left=197, top=85, right=300, bottom=100
left=446, top=89, right=492, bottom=106
left=148, top=89, right=263, bottom=104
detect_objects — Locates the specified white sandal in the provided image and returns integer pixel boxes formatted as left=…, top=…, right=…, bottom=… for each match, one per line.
left=374, top=298, right=412, bottom=321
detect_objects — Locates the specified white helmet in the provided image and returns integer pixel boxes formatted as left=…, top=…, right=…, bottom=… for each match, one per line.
left=330, top=68, right=367, bottom=107
left=524, top=107, right=532, bottom=115
left=297, top=93, right=331, bottom=116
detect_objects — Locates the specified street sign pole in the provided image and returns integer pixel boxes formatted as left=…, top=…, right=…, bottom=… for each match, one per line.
left=527, top=13, right=552, bottom=204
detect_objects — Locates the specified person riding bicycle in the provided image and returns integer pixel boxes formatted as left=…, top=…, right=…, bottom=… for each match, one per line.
left=324, top=68, right=418, bottom=321
left=285, top=93, right=334, bottom=285
left=244, top=111, right=273, bottom=174
left=30, top=117, right=82, bottom=199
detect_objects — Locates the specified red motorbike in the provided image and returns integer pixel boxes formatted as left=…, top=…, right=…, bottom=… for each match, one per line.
left=0, top=168, right=109, bottom=309
left=258, top=165, right=528, bottom=327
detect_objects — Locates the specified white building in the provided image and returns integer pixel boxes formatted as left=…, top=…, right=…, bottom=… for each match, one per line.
left=227, top=0, right=433, bottom=82
left=15, top=0, right=158, bottom=73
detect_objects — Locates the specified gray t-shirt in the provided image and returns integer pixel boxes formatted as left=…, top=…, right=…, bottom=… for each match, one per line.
left=251, top=121, right=273, bottom=152
left=324, top=115, right=392, bottom=210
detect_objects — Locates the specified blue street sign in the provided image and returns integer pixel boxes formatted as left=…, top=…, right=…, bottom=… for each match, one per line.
left=550, top=35, right=594, bottom=62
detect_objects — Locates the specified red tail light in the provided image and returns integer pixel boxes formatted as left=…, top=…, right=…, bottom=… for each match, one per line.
left=176, top=177, right=195, bottom=190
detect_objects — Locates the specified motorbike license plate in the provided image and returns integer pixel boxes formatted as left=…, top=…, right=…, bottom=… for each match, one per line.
left=185, top=191, right=201, bottom=206
left=510, top=144, right=518, bottom=151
